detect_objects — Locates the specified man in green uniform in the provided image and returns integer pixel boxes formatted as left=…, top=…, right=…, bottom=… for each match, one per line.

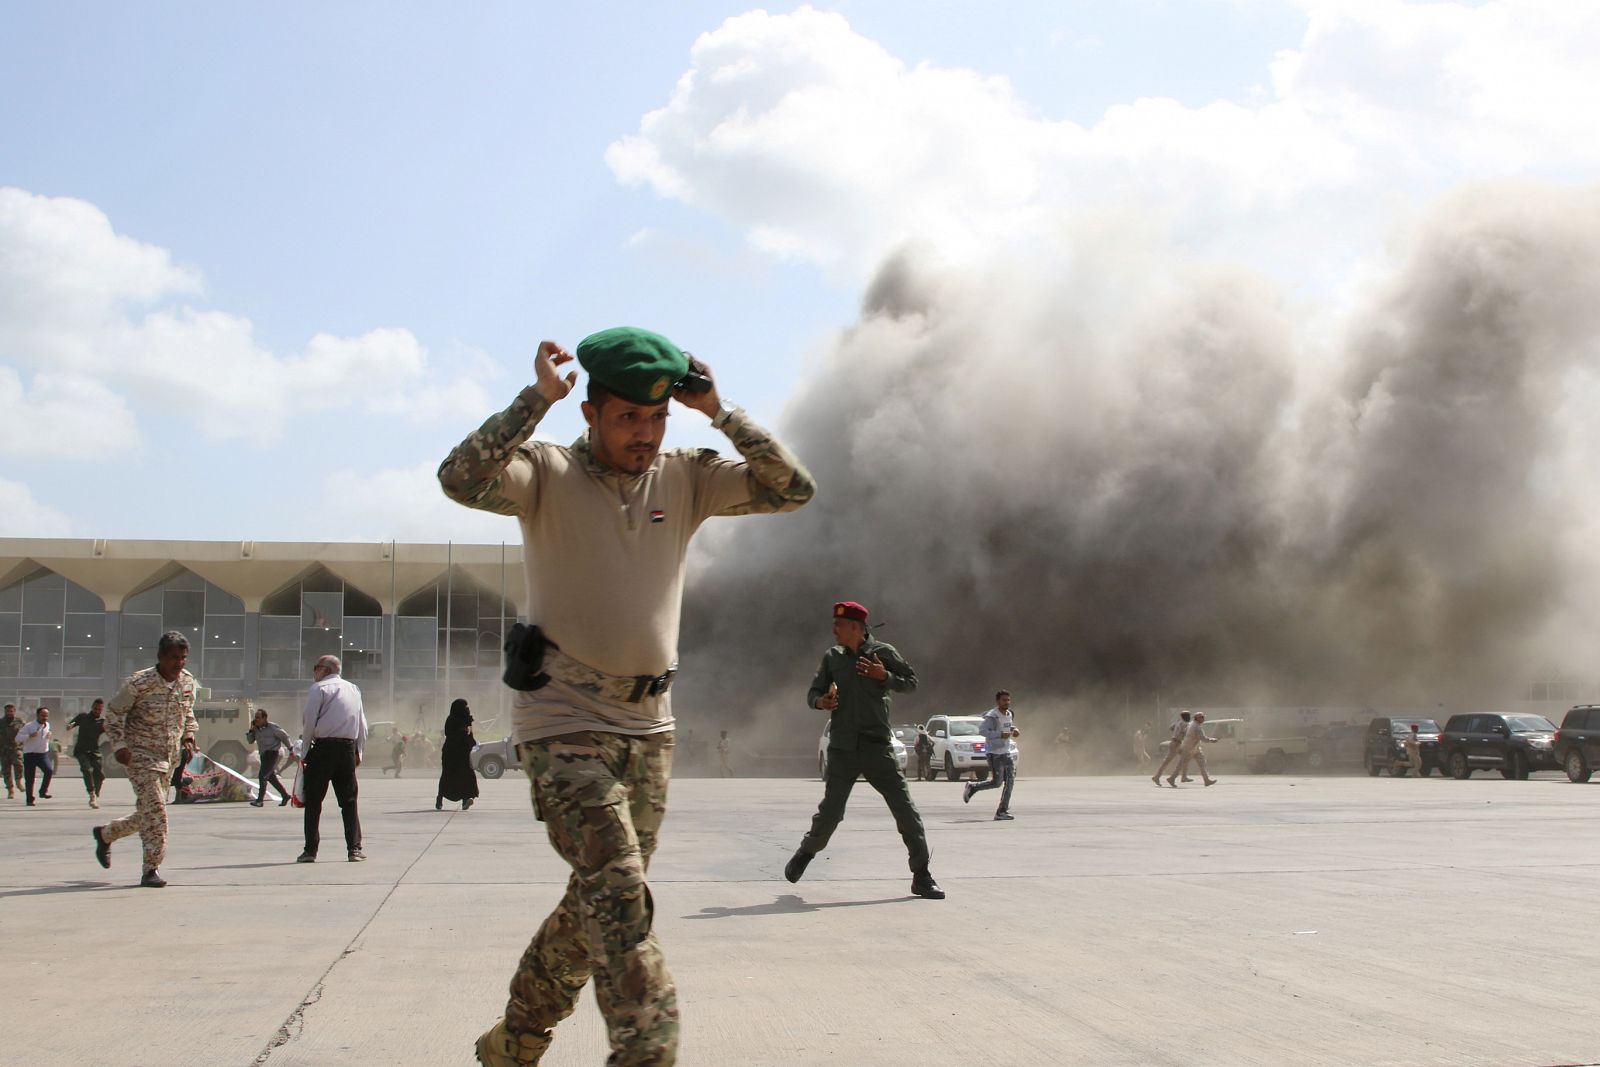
left=438, top=327, right=815, bottom=1066
left=1, top=703, right=22, bottom=800
left=67, top=698, right=108, bottom=809
left=785, top=601, right=945, bottom=900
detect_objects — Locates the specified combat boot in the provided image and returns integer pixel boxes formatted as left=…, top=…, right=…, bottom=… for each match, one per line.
left=141, top=869, right=167, bottom=889
left=783, top=848, right=813, bottom=883
left=92, top=826, right=111, bottom=869
left=476, top=1016, right=552, bottom=1066
left=910, top=867, right=945, bottom=899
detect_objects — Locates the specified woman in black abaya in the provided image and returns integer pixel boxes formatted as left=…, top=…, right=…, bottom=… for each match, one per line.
left=436, top=698, right=480, bottom=810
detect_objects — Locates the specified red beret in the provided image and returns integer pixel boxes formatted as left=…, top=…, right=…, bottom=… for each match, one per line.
left=832, top=601, right=869, bottom=623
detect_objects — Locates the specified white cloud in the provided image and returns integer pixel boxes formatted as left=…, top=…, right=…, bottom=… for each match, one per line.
left=319, top=462, right=525, bottom=544
left=0, top=478, right=79, bottom=537
left=0, top=187, right=492, bottom=451
left=0, top=367, right=140, bottom=457
left=607, top=2, right=1600, bottom=282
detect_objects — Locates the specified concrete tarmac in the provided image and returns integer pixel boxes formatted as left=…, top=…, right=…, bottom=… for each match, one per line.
left=3, top=769, right=1599, bottom=1066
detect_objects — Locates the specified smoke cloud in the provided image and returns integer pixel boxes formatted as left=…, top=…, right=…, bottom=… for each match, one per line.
left=676, top=181, right=1600, bottom=754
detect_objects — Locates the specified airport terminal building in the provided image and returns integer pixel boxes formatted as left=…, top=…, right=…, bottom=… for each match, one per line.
left=0, top=538, right=526, bottom=735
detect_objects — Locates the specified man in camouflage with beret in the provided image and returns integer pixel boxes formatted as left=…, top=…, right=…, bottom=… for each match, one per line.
left=1, top=703, right=23, bottom=800
left=785, top=601, right=945, bottom=899
left=92, top=631, right=199, bottom=888
left=439, top=327, right=815, bottom=1066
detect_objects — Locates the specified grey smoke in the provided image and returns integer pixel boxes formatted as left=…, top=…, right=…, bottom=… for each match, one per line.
left=677, top=181, right=1600, bottom=747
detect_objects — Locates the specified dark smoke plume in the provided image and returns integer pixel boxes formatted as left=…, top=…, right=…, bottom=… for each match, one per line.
left=676, top=181, right=1600, bottom=754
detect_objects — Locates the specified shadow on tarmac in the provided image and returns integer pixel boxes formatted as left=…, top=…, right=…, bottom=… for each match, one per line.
left=686, top=894, right=907, bottom=919
left=0, top=880, right=118, bottom=898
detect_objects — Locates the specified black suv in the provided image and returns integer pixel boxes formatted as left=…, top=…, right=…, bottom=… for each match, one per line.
left=1437, top=713, right=1559, bottom=779
left=1363, top=717, right=1441, bottom=777
left=1553, top=705, right=1600, bottom=783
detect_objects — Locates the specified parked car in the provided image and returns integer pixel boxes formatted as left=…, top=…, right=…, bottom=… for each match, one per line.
left=471, top=736, right=518, bottom=779
left=817, top=721, right=908, bottom=779
left=1304, top=723, right=1368, bottom=771
left=1196, top=718, right=1305, bottom=774
left=923, top=715, right=991, bottom=782
left=1553, top=705, right=1600, bottom=783
left=1362, top=717, right=1441, bottom=777
left=1437, top=713, right=1559, bottom=779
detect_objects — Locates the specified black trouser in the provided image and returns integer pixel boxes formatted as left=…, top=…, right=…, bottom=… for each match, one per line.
left=258, top=749, right=288, bottom=803
left=24, top=752, right=53, bottom=800
left=916, top=752, right=930, bottom=779
left=78, top=750, right=105, bottom=796
left=302, top=740, right=361, bottom=855
left=970, top=753, right=1016, bottom=813
left=801, top=743, right=929, bottom=871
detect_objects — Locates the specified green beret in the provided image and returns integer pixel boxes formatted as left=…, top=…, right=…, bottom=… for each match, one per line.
left=575, top=326, right=688, bottom=405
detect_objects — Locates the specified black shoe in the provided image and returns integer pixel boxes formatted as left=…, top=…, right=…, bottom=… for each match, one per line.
left=140, top=869, right=167, bottom=888
left=435, top=796, right=443, bottom=810
left=462, top=798, right=473, bottom=810
left=92, top=826, right=111, bottom=869
left=250, top=799, right=264, bottom=807
left=348, top=849, right=366, bottom=862
left=910, top=868, right=945, bottom=899
left=296, top=852, right=316, bottom=863
left=25, top=798, right=34, bottom=806
left=279, top=795, right=290, bottom=806
left=38, top=792, right=51, bottom=799
left=994, top=812, right=1015, bottom=821
left=784, top=849, right=813, bottom=883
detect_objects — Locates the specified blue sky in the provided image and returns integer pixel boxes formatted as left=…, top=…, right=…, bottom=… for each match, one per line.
left=2, top=0, right=1591, bottom=543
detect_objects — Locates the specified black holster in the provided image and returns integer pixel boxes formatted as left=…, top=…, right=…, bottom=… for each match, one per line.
left=503, top=623, right=553, bottom=692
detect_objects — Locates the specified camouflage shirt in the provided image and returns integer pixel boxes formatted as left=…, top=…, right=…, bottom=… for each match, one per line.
left=0, top=714, right=21, bottom=754
left=437, top=384, right=815, bottom=741
left=106, top=666, right=200, bottom=773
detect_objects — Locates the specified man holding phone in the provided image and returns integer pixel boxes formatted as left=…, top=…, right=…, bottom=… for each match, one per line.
left=439, top=327, right=814, bottom=1067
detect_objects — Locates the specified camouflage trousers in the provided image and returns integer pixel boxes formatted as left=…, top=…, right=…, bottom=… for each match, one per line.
left=1, top=749, right=20, bottom=792
left=496, top=731, right=677, bottom=1066
left=103, top=767, right=168, bottom=871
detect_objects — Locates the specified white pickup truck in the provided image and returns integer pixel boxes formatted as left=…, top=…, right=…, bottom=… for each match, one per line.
left=1200, top=718, right=1306, bottom=774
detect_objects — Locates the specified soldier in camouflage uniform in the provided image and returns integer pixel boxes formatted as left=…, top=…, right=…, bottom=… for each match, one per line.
left=93, top=631, right=199, bottom=889
left=1, top=703, right=23, bottom=800
left=439, top=328, right=814, bottom=1066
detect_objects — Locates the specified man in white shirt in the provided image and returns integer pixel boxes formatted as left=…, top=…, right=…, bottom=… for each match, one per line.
left=965, top=690, right=1020, bottom=819
left=18, top=707, right=54, bottom=806
left=296, top=655, right=369, bottom=863
left=1152, top=711, right=1191, bottom=786
left=1169, top=711, right=1219, bottom=787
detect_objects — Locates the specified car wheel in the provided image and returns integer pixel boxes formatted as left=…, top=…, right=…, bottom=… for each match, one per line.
left=1418, top=765, right=1432, bottom=777
left=1565, top=750, right=1591, bottom=783
left=976, top=769, right=989, bottom=782
left=1509, top=752, right=1529, bottom=780
left=1263, top=750, right=1287, bottom=775
left=945, top=757, right=960, bottom=782
left=478, top=755, right=505, bottom=780
left=1366, top=756, right=1381, bottom=777
left=1450, top=751, right=1470, bottom=779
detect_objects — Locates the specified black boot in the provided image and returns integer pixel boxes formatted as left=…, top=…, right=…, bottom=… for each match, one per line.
left=92, top=825, right=111, bottom=869
left=141, top=869, right=167, bottom=888
left=910, top=867, right=945, bottom=899
left=784, top=849, right=813, bottom=883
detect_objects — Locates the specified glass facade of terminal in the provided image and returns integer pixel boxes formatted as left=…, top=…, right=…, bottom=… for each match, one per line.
left=0, top=563, right=518, bottom=728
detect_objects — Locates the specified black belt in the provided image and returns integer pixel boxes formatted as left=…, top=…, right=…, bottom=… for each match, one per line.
left=312, top=737, right=357, bottom=745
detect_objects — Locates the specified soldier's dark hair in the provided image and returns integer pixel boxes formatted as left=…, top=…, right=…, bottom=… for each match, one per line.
left=995, top=689, right=1010, bottom=700
left=158, top=631, right=190, bottom=654
left=1180, top=710, right=1192, bottom=721
left=91, top=698, right=104, bottom=707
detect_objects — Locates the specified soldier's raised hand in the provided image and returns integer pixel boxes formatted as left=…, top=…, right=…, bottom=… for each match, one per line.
left=856, top=653, right=887, bottom=682
left=533, top=340, right=578, bottom=403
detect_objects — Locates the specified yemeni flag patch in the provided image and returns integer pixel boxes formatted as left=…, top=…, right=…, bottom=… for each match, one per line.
left=649, top=510, right=666, bottom=524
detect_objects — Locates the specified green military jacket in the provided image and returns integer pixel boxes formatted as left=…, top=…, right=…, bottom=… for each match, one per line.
left=807, top=638, right=918, bottom=752
left=0, top=714, right=21, bottom=753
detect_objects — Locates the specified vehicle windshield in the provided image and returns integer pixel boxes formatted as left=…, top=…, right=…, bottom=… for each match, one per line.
left=1508, top=716, right=1556, bottom=733
left=1393, top=719, right=1441, bottom=733
left=948, top=721, right=981, bottom=736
